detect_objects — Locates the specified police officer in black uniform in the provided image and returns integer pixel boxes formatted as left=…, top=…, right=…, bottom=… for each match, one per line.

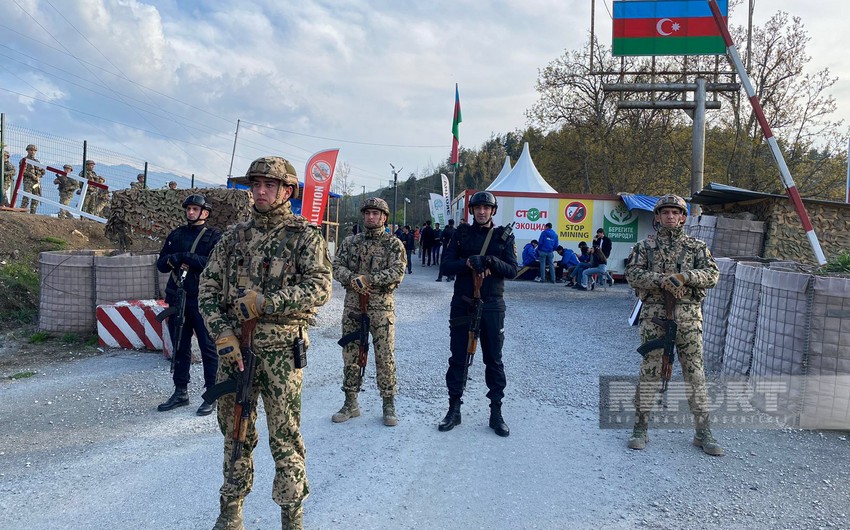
left=156, top=194, right=222, bottom=415
left=437, top=191, right=517, bottom=437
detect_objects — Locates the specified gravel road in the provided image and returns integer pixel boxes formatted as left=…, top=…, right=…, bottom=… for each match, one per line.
left=1, top=263, right=848, bottom=530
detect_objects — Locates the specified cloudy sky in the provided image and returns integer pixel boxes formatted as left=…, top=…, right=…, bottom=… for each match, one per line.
left=1, top=0, right=847, bottom=191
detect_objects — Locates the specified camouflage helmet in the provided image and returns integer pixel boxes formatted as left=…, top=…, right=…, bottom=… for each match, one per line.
left=468, top=190, right=498, bottom=214
left=26, top=144, right=37, bottom=151
left=182, top=193, right=211, bottom=212
left=653, top=194, right=688, bottom=215
left=360, top=197, right=390, bottom=216
left=233, top=156, right=300, bottom=199
left=85, top=160, right=95, bottom=165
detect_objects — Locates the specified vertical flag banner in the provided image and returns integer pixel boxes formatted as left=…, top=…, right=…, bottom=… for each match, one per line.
left=612, top=0, right=728, bottom=56
left=450, top=84, right=462, bottom=164
left=429, top=193, right=446, bottom=225
left=440, top=173, right=452, bottom=219
left=301, top=149, right=340, bottom=226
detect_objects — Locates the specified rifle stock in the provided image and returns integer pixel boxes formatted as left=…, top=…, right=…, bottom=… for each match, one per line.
left=336, top=293, right=370, bottom=392
left=462, top=274, right=484, bottom=391
left=635, top=291, right=678, bottom=393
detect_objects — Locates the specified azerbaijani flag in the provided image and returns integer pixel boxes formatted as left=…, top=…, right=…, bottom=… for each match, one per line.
left=612, top=0, right=728, bottom=57
left=450, top=83, right=462, bottom=165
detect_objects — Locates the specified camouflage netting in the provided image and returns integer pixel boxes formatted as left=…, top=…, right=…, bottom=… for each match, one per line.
left=105, top=188, right=252, bottom=250
left=703, top=198, right=850, bottom=266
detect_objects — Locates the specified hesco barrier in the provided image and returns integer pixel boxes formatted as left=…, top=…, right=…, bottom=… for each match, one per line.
left=94, top=253, right=159, bottom=306
left=39, top=250, right=167, bottom=334
left=39, top=250, right=111, bottom=334
left=685, top=214, right=765, bottom=258
left=105, top=187, right=251, bottom=250
left=702, top=257, right=737, bottom=373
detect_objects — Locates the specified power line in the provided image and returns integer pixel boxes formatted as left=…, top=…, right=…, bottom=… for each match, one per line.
left=241, top=120, right=448, bottom=149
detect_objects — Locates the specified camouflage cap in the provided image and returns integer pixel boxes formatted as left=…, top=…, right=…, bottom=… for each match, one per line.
left=360, top=197, right=390, bottom=216
left=653, top=194, right=688, bottom=215
left=26, top=144, right=37, bottom=150
left=137, top=173, right=145, bottom=179
left=232, top=156, right=300, bottom=199
left=85, top=160, right=95, bottom=165
left=63, top=164, right=73, bottom=170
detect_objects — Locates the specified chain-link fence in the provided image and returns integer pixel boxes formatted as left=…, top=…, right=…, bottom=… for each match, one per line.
left=1, top=122, right=203, bottom=217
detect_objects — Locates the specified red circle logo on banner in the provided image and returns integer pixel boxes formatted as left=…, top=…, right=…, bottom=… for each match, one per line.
left=564, top=201, right=587, bottom=224
left=310, top=161, right=331, bottom=182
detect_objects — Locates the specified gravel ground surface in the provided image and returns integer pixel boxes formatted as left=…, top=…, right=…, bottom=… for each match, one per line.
left=1, top=262, right=849, bottom=529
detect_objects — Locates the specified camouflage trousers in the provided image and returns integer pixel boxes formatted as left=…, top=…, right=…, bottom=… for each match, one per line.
left=20, top=178, right=40, bottom=213
left=58, top=190, right=75, bottom=218
left=215, top=324, right=309, bottom=507
left=340, top=308, right=396, bottom=397
left=635, top=316, right=708, bottom=418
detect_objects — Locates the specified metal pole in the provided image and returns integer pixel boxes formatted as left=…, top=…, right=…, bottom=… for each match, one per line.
left=1, top=113, right=5, bottom=205
left=590, top=0, right=595, bottom=74
left=690, top=78, right=706, bottom=216
left=143, top=161, right=148, bottom=189
left=403, top=201, right=407, bottom=227
left=228, top=119, right=240, bottom=178
left=392, top=169, right=398, bottom=228
left=708, top=0, right=826, bottom=265
left=191, top=173, right=195, bottom=188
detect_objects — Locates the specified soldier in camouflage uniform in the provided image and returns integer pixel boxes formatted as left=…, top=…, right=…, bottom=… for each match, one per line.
left=331, top=197, right=406, bottom=427
left=79, top=160, right=103, bottom=215
left=199, top=156, right=332, bottom=530
left=20, top=144, right=44, bottom=214
left=2, top=150, right=15, bottom=206
left=55, top=164, right=77, bottom=219
left=130, top=173, right=146, bottom=190
left=624, top=194, right=722, bottom=456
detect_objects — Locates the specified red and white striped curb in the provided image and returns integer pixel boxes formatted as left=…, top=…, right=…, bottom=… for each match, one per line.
left=96, top=300, right=167, bottom=351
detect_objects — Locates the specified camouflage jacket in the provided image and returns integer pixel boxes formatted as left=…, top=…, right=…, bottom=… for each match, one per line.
left=80, top=169, right=107, bottom=196
left=23, top=156, right=45, bottom=181
left=625, top=226, right=719, bottom=321
left=4, top=160, right=15, bottom=180
left=199, top=202, right=332, bottom=343
left=333, top=226, right=406, bottom=311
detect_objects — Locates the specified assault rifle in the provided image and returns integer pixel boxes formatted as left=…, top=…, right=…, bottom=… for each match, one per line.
left=462, top=274, right=484, bottom=391
left=202, top=317, right=258, bottom=485
left=337, top=293, right=370, bottom=392
left=636, top=291, right=677, bottom=393
left=156, top=269, right=188, bottom=373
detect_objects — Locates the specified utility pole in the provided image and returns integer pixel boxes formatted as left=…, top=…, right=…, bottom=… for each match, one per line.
left=389, top=163, right=402, bottom=228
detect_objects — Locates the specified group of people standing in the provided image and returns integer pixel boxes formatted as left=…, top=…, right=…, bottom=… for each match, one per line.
left=149, top=161, right=721, bottom=529
left=3, top=144, right=109, bottom=217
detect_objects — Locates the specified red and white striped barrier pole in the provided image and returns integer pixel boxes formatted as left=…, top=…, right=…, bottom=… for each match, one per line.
left=708, top=0, right=827, bottom=265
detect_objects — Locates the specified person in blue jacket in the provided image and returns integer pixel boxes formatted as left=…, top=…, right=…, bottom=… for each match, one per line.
left=537, top=222, right=559, bottom=283
left=521, top=240, right=539, bottom=267
left=555, top=245, right=579, bottom=282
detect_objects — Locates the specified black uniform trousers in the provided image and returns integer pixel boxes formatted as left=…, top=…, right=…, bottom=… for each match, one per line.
left=446, top=304, right=506, bottom=403
left=168, top=304, right=218, bottom=389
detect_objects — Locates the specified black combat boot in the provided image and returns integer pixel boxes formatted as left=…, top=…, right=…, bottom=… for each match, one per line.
left=157, top=386, right=189, bottom=412
left=438, top=398, right=462, bottom=432
left=489, top=402, right=510, bottom=437
left=196, top=399, right=216, bottom=416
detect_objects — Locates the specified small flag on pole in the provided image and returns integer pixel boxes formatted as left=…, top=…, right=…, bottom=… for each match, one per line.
left=450, top=84, right=462, bottom=165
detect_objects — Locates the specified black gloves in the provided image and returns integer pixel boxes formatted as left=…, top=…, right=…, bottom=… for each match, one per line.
left=468, top=255, right=486, bottom=273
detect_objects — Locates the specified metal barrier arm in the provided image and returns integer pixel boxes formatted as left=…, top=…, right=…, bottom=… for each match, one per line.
left=708, top=0, right=827, bottom=266
left=10, top=159, right=107, bottom=222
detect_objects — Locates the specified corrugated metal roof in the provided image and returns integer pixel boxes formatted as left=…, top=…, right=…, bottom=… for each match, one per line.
left=692, top=182, right=849, bottom=207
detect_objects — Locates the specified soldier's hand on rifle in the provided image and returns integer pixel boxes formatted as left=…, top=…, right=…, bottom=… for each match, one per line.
left=661, top=272, right=689, bottom=299
left=351, top=275, right=371, bottom=294
left=216, top=330, right=243, bottom=371
left=467, top=255, right=486, bottom=274
left=235, top=290, right=265, bottom=323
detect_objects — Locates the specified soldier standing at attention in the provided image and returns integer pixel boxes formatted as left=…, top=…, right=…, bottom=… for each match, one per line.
left=79, top=160, right=103, bottom=215
left=55, top=164, right=77, bottom=219
left=3, top=150, right=16, bottom=206
left=156, top=194, right=222, bottom=416
left=331, top=197, right=406, bottom=426
left=20, top=144, right=44, bottom=214
left=130, top=173, right=146, bottom=190
left=199, top=156, right=332, bottom=530
left=437, top=191, right=517, bottom=437
left=625, top=194, right=722, bottom=456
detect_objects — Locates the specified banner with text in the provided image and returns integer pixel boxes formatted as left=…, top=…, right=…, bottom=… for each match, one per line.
left=301, top=149, right=340, bottom=226
left=440, top=173, right=452, bottom=220
left=603, top=202, right=640, bottom=243
left=511, top=197, right=555, bottom=240
left=558, top=198, right=594, bottom=242
left=430, top=193, right=447, bottom=226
